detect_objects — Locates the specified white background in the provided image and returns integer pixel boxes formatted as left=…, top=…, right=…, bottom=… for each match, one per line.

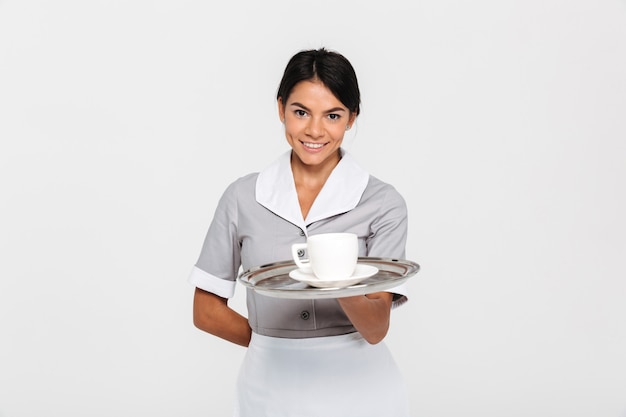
left=1, top=1, right=625, bottom=416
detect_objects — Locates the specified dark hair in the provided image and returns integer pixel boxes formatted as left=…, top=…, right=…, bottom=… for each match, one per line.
left=277, top=48, right=361, bottom=116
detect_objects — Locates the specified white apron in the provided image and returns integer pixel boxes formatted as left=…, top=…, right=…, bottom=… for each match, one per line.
left=234, top=332, right=410, bottom=417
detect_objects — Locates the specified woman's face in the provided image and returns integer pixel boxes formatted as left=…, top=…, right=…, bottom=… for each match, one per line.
left=278, top=80, right=355, bottom=169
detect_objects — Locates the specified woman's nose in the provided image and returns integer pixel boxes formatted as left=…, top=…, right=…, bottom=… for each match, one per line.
left=305, top=118, right=323, bottom=138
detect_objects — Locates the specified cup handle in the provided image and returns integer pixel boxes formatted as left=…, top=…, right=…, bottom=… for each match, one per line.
left=291, top=243, right=311, bottom=272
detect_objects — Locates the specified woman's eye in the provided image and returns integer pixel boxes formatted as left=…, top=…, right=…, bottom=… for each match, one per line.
left=328, top=114, right=341, bottom=121
left=295, top=110, right=307, bottom=117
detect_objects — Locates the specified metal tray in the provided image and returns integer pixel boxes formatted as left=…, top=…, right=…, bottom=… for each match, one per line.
left=238, top=257, right=420, bottom=299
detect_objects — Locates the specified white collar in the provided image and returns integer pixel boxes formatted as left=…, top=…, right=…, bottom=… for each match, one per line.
left=255, top=149, right=370, bottom=233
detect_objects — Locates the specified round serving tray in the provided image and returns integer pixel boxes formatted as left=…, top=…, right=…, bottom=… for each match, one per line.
left=238, top=257, right=420, bottom=299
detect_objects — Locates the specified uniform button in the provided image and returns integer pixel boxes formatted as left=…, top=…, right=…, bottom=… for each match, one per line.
left=297, top=249, right=305, bottom=258
left=299, top=230, right=305, bottom=236
left=300, top=310, right=310, bottom=320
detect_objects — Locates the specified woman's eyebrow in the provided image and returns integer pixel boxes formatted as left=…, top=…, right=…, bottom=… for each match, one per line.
left=289, top=102, right=347, bottom=113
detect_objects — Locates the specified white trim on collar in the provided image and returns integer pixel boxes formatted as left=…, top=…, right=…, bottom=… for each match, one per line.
left=255, top=149, right=370, bottom=233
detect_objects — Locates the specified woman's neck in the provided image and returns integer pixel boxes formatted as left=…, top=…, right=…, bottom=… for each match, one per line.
left=291, top=150, right=341, bottom=219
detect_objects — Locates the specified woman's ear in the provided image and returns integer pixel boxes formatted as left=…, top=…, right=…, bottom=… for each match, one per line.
left=277, top=97, right=285, bottom=123
left=348, top=111, right=357, bottom=128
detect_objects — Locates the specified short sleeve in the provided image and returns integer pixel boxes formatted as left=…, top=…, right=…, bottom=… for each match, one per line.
left=366, top=185, right=409, bottom=307
left=188, top=181, right=242, bottom=298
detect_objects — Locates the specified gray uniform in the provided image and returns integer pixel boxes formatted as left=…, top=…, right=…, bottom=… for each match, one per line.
left=189, top=150, right=409, bottom=338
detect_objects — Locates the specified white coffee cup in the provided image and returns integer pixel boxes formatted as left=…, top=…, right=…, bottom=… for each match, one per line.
left=291, top=233, right=358, bottom=280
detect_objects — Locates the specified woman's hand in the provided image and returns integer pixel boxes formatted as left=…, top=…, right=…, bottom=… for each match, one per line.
left=337, top=292, right=393, bottom=344
left=193, top=288, right=252, bottom=347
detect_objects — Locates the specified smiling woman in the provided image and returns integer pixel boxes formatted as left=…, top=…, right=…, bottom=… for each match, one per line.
left=276, top=49, right=360, bottom=220
left=279, top=80, right=356, bottom=219
left=189, top=48, right=411, bottom=417
left=281, top=81, right=352, bottom=156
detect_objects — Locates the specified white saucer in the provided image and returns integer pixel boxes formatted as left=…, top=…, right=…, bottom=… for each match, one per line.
left=288, top=264, right=379, bottom=289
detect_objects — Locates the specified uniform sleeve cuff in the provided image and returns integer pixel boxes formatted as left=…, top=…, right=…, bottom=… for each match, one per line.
left=188, top=266, right=236, bottom=298
left=387, top=282, right=409, bottom=308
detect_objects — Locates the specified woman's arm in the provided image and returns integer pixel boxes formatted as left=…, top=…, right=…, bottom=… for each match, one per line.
left=339, top=183, right=408, bottom=344
left=337, top=291, right=393, bottom=344
left=193, top=287, right=252, bottom=347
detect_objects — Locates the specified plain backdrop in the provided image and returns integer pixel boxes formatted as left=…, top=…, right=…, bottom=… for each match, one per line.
left=1, top=1, right=625, bottom=416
